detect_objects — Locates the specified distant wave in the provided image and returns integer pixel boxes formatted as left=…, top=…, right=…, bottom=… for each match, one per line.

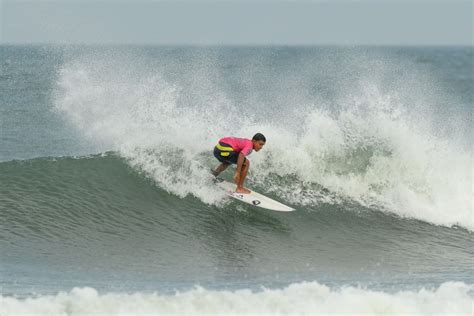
left=2, top=281, right=472, bottom=316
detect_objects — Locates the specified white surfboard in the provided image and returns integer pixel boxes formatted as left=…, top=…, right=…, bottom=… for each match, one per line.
left=214, top=178, right=295, bottom=212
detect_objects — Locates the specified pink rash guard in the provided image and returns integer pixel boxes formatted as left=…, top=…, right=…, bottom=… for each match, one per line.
left=219, top=137, right=253, bottom=156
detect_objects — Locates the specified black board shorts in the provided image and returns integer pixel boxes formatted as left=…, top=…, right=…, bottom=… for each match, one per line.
left=213, top=142, right=240, bottom=164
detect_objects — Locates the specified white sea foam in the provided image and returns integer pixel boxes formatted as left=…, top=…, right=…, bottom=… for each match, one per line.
left=1, top=281, right=472, bottom=316
left=54, top=50, right=473, bottom=230
left=251, top=84, right=473, bottom=230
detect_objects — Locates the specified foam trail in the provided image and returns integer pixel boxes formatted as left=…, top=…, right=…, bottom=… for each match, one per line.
left=1, top=281, right=472, bottom=316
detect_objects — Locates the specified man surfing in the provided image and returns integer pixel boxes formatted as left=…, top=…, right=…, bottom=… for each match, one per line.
left=211, top=133, right=266, bottom=194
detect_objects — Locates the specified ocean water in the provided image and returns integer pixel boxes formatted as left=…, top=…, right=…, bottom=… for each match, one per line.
left=0, top=45, right=472, bottom=315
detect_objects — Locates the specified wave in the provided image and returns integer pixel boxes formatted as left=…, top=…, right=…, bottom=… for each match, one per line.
left=3, top=46, right=473, bottom=306
left=1, top=281, right=472, bottom=316
left=2, top=154, right=473, bottom=290
left=51, top=49, right=472, bottom=230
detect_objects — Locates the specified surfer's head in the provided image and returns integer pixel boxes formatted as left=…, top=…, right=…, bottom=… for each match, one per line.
left=252, top=133, right=266, bottom=152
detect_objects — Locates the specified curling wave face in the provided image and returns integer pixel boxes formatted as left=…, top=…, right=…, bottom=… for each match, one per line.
left=1, top=154, right=473, bottom=295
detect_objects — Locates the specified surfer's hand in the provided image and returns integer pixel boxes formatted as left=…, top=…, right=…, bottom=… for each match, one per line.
left=233, top=173, right=240, bottom=184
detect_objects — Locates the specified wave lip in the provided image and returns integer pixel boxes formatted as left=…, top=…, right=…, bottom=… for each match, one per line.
left=1, top=281, right=472, bottom=316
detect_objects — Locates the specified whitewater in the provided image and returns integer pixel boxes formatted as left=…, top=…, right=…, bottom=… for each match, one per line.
left=51, top=46, right=472, bottom=230
left=2, top=282, right=472, bottom=316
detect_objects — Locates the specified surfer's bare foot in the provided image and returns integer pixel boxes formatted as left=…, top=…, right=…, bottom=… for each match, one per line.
left=236, top=187, right=251, bottom=194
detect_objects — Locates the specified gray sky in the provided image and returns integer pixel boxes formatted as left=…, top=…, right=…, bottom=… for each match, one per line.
left=1, top=0, right=472, bottom=45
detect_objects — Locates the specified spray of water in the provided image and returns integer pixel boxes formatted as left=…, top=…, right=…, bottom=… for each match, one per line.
left=54, top=48, right=472, bottom=230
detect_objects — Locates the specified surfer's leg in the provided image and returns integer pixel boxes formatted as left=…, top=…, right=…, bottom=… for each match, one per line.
left=213, top=162, right=230, bottom=176
left=236, top=159, right=250, bottom=193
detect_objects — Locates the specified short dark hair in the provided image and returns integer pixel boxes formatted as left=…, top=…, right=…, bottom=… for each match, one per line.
left=252, top=133, right=266, bottom=142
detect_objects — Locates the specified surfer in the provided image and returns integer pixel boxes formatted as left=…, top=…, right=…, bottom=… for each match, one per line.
left=211, top=133, right=266, bottom=194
